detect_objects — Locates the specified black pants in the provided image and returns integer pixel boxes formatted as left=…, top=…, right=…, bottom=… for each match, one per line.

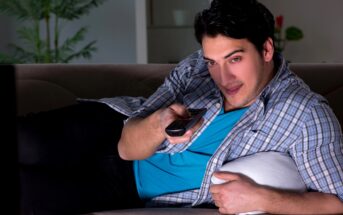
left=18, top=102, right=144, bottom=215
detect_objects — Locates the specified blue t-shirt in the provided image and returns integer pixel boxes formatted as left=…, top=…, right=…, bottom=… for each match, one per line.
left=134, top=107, right=248, bottom=200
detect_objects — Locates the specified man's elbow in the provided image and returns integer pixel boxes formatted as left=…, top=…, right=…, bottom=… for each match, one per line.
left=117, top=139, right=133, bottom=161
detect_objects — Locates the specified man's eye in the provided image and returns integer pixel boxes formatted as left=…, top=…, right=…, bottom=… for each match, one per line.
left=206, top=61, right=215, bottom=67
left=230, top=56, right=241, bottom=63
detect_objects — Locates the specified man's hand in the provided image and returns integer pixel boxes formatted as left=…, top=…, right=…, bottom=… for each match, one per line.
left=210, top=171, right=266, bottom=214
left=161, top=103, right=203, bottom=144
left=118, top=103, right=203, bottom=160
left=210, top=171, right=343, bottom=214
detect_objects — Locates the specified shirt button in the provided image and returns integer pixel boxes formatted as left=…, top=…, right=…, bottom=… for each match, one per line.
left=215, top=103, right=221, bottom=108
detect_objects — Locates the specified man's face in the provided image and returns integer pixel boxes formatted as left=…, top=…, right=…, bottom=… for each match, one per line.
left=202, top=34, right=274, bottom=111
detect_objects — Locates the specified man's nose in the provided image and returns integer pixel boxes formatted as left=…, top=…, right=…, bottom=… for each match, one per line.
left=219, top=64, right=236, bottom=85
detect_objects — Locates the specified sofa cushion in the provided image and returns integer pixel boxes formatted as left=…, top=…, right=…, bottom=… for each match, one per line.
left=211, top=152, right=306, bottom=191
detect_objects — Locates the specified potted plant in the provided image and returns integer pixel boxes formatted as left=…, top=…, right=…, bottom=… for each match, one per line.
left=274, top=15, right=304, bottom=53
left=0, top=0, right=106, bottom=63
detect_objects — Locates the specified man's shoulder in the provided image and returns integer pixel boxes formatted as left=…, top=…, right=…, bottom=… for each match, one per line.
left=178, top=49, right=203, bottom=64
left=261, top=80, right=334, bottom=136
left=269, top=55, right=326, bottom=109
left=269, top=74, right=329, bottom=115
left=173, top=50, right=208, bottom=75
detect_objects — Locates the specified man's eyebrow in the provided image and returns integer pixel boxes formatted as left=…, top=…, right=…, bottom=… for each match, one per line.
left=224, top=49, right=244, bottom=59
left=203, top=49, right=244, bottom=61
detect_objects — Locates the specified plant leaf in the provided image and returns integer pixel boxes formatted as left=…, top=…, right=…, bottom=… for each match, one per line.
left=15, top=26, right=46, bottom=59
left=0, top=0, right=48, bottom=20
left=1, top=43, right=39, bottom=63
left=0, top=53, right=22, bottom=64
left=285, top=26, right=304, bottom=41
left=59, top=27, right=87, bottom=53
left=0, top=0, right=106, bottom=63
left=0, top=0, right=28, bottom=20
left=57, top=27, right=97, bottom=62
left=52, top=0, right=106, bottom=20
left=62, top=40, right=97, bottom=63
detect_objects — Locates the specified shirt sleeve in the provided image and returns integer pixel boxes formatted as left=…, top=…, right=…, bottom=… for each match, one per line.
left=291, top=102, right=343, bottom=201
left=130, top=52, right=202, bottom=119
left=128, top=51, right=203, bottom=153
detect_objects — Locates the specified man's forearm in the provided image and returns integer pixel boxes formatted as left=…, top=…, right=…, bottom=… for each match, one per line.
left=261, top=188, right=343, bottom=214
left=118, top=110, right=165, bottom=160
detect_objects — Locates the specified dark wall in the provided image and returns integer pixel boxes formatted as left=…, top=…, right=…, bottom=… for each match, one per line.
left=0, top=65, right=19, bottom=214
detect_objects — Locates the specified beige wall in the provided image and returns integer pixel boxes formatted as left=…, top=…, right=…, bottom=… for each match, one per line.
left=1, top=0, right=342, bottom=64
left=260, top=0, right=343, bottom=63
left=148, top=0, right=343, bottom=63
left=0, top=0, right=138, bottom=64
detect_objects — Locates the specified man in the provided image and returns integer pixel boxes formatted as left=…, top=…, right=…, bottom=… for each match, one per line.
left=118, top=0, right=343, bottom=214
left=19, top=0, right=343, bottom=214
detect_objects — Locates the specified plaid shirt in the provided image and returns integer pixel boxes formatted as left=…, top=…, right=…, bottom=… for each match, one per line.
left=92, top=50, right=343, bottom=206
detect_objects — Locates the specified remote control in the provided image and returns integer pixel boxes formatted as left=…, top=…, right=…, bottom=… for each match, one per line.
left=165, top=108, right=207, bottom=137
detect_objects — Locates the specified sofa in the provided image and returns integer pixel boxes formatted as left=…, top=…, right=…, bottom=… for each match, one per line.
left=12, top=63, right=343, bottom=214
left=15, top=63, right=343, bottom=127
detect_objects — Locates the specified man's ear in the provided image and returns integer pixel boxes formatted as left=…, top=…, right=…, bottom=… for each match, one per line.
left=263, top=38, right=274, bottom=62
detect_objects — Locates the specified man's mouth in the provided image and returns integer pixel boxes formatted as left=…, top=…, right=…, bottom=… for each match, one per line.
left=225, top=84, right=242, bottom=96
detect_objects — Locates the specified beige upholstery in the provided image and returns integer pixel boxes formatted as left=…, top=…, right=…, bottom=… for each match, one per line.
left=15, top=63, right=343, bottom=130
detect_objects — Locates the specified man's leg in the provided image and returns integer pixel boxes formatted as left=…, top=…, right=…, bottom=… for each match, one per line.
left=18, top=102, right=143, bottom=215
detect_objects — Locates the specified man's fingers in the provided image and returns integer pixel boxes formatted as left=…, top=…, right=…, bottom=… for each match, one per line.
left=213, top=171, right=242, bottom=181
left=168, top=103, right=188, bottom=117
left=167, top=119, right=203, bottom=144
left=189, top=117, right=204, bottom=133
left=211, top=193, right=222, bottom=207
left=167, top=130, right=192, bottom=144
left=210, top=183, right=224, bottom=194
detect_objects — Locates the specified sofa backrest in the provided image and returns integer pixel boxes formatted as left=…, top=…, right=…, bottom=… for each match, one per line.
left=14, top=64, right=174, bottom=116
left=289, top=63, right=343, bottom=128
left=11, top=63, right=343, bottom=129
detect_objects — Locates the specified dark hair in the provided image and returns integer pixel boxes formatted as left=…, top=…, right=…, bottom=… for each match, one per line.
left=194, top=0, right=275, bottom=53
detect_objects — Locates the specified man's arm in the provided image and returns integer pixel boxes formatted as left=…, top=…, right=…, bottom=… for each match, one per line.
left=118, top=103, right=202, bottom=160
left=210, top=172, right=343, bottom=214
left=118, top=109, right=165, bottom=160
left=264, top=187, right=343, bottom=214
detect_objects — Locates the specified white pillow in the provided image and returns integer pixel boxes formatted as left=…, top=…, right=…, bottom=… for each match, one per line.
left=211, top=152, right=306, bottom=214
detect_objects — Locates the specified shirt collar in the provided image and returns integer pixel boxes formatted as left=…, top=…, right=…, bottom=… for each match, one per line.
left=259, top=53, right=289, bottom=101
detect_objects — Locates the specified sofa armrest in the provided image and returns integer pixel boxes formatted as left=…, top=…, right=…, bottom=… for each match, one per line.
left=17, top=80, right=77, bottom=116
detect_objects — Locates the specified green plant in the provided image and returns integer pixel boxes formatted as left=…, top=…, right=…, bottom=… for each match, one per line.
left=0, top=0, right=106, bottom=63
left=274, top=15, right=304, bottom=53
